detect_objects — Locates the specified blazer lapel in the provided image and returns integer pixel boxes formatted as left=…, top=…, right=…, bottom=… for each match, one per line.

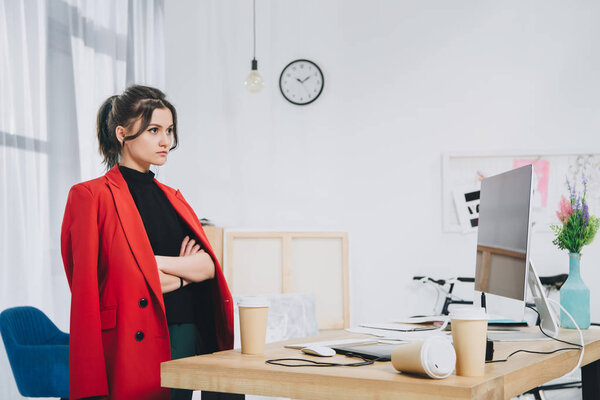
left=104, top=166, right=165, bottom=314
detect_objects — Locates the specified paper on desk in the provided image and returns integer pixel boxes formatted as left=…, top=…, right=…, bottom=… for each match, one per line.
left=347, top=326, right=450, bottom=341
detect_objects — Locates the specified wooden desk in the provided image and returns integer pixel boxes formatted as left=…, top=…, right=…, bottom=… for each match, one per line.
left=161, top=329, right=600, bottom=400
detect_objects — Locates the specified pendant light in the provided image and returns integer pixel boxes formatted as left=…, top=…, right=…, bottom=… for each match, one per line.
left=244, top=0, right=264, bottom=93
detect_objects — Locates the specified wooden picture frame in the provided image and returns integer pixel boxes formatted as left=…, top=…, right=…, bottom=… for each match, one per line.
left=223, top=231, right=349, bottom=329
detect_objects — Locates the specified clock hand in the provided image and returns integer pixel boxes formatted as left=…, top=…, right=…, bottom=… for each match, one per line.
left=294, top=76, right=312, bottom=97
left=301, top=84, right=311, bottom=96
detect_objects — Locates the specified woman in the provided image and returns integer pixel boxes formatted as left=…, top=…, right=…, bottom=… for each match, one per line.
left=61, top=85, right=235, bottom=400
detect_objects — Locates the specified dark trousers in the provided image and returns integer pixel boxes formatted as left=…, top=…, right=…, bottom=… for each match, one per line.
left=169, top=324, right=196, bottom=400
left=168, top=324, right=244, bottom=400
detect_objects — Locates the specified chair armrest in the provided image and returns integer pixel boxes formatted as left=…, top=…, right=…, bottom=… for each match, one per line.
left=6, top=343, right=69, bottom=398
left=52, top=330, right=69, bottom=346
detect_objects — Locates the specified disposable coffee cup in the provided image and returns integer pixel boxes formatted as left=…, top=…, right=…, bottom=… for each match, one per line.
left=238, top=297, right=269, bottom=355
left=391, top=336, right=456, bottom=379
left=450, top=307, right=488, bottom=377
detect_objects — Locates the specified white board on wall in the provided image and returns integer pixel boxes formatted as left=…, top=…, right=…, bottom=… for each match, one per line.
left=442, top=152, right=600, bottom=233
left=224, top=231, right=349, bottom=329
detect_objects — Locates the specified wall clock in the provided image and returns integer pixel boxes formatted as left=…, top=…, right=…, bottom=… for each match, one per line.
left=279, top=59, right=324, bottom=105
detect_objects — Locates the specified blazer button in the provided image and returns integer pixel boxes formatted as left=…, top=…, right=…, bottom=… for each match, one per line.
left=135, top=331, right=145, bottom=341
left=138, top=298, right=148, bottom=308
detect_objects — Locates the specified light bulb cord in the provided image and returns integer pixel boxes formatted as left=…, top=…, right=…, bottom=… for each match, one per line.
left=252, top=0, right=256, bottom=60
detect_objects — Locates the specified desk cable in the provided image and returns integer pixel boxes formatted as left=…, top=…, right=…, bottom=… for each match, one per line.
left=266, top=354, right=384, bottom=367
left=486, top=301, right=584, bottom=377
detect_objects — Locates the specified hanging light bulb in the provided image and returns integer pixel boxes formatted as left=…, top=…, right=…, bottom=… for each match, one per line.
left=245, top=0, right=264, bottom=93
left=245, top=59, right=264, bottom=93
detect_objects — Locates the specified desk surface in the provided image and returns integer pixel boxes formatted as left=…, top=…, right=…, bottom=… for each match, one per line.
left=161, top=328, right=600, bottom=400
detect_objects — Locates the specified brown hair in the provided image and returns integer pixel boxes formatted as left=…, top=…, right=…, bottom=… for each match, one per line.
left=96, top=85, right=178, bottom=169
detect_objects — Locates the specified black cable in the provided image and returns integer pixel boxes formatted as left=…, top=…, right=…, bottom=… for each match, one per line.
left=526, top=305, right=583, bottom=348
left=266, top=354, right=383, bottom=368
left=252, top=0, right=256, bottom=59
left=481, top=292, right=486, bottom=310
left=486, top=305, right=583, bottom=364
left=486, top=347, right=580, bottom=363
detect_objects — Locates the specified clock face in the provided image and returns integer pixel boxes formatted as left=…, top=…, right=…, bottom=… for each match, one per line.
left=279, top=59, right=324, bottom=105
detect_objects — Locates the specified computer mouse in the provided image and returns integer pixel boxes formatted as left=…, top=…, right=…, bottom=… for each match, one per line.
left=301, top=346, right=336, bottom=357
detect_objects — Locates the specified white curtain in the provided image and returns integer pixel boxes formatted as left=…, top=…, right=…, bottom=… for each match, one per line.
left=0, top=1, right=52, bottom=399
left=67, top=0, right=129, bottom=181
left=127, top=0, right=166, bottom=89
left=1, top=0, right=166, bottom=398
left=66, top=0, right=166, bottom=182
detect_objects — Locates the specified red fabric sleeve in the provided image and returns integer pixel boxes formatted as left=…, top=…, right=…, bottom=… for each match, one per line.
left=60, top=185, right=108, bottom=400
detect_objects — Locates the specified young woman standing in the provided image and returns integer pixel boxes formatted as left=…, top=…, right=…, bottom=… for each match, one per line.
left=61, top=85, right=236, bottom=400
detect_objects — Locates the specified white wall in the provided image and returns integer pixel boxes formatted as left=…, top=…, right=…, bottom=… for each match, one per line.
left=162, top=0, right=600, bottom=325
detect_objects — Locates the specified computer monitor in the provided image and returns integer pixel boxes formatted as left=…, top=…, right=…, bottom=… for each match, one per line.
left=475, top=164, right=558, bottom=338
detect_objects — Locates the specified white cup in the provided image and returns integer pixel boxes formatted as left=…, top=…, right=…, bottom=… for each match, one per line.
left=391, top=336, right=456, bottom=379
left=449, top=307, right=488, bottom=377
left=238, top=297, right=269, bottom=355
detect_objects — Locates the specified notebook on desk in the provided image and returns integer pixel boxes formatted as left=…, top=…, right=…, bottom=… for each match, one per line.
left=284, top=338, right=377, bottom=350
left=487, top=331, right=551, bottom=341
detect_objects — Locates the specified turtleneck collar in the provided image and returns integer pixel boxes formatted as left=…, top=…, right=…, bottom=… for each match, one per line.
left=118, top=164, right=155, bottom=184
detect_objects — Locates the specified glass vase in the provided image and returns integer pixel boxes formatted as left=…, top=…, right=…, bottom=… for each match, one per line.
left=560, top=253, right=590, bottom=329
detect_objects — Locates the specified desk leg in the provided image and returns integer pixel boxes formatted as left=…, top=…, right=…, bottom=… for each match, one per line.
left=582, top=358, right=600, bottom=399
left=202, top=391, right=244, bottom=400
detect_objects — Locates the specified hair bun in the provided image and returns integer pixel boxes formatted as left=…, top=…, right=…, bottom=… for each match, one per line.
left=100, top=100, right=113, bottom=139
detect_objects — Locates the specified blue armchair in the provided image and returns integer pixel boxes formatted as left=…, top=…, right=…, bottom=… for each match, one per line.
left=0, top=306, right=69, bottom=399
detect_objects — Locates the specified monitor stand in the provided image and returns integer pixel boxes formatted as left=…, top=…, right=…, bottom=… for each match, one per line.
left=527, top=260, right=559, bottom=337
left=487, top=260, right=559, bottom=341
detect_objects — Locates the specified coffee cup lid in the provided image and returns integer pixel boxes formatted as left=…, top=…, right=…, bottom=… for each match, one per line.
left=420, top=336, right=456, bottom=379
left=237, top=296, right=269, bottom=308
left=449, top=307, right=488, bottom=321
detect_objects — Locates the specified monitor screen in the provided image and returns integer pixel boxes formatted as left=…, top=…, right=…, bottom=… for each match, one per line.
left=474, top=165, right=533, bottom=301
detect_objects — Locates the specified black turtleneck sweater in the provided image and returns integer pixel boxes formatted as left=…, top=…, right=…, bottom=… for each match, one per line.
left=119, top=165, right=196, bottom=325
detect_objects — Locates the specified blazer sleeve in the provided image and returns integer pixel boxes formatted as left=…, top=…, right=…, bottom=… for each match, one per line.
left=175, top=190, right=234, bottom=350
left=61, top=185, right=109, bottom=400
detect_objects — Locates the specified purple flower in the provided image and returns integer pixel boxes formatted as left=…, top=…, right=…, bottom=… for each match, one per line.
left=583, top=201, right=590, bottom=226
left=566, top=177, right=577, bottom=202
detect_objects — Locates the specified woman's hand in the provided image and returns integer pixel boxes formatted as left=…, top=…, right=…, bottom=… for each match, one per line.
left=155, top=236, right=216, bottom=284
left=180, top=236, right=201, bottom=256
left=157, top=268, right=188, bottom=294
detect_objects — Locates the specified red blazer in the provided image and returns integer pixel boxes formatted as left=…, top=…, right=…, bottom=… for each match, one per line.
left=61, top=165, right=234, bottom=400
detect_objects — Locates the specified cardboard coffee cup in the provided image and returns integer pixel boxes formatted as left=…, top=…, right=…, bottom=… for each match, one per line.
left=391, top=336, right=456, bottom=379
left=450, top=307, right=488, bottom=377
left=238, top=297, right=269, bottom=355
